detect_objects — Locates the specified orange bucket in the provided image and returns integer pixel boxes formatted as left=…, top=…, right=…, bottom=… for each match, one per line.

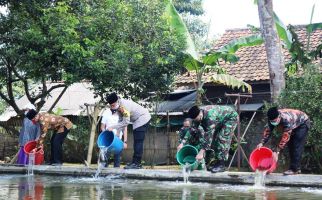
left=24, top=141, right=44, bottom=165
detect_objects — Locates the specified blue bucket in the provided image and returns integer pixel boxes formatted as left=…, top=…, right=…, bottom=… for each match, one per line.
left=97, top=131, right=124, bottom=154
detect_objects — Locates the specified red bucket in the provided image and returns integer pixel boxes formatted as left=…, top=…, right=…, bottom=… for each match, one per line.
left=249, top=147, right=277, bottom=173
left=24, top=141, right=44, bottom=165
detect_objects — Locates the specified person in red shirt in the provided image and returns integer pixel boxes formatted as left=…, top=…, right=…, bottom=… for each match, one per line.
left=257, top=107, right=310, bottom=175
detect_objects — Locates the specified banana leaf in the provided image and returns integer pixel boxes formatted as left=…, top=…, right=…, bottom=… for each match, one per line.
left=203, top=35, right=263, bottom=66
left=218, top=34, right=264, bottom=53
left=306, top=23, right=322, bottom=34
left=165, top=0, right=198, bottom=59
left=183, top=54, right=203, bottom=71
left=273, top=12, right=293, bottom=49
left=254, top=0, right=293, bottom=49
left=211, top=74, right=252, bottom=93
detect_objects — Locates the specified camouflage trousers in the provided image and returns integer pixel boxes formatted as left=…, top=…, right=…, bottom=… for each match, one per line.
left=206, top=117, right=238, bottom=163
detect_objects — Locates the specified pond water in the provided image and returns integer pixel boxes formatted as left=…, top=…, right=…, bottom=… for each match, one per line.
left=0, top=174, right=321, bottom=200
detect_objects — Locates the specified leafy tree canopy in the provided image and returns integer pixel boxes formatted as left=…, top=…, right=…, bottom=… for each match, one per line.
left=0, top=0, right=186, bottom=115
left=78, top=0, right=186, bottom=99
left=173, top=0, right=204, bottom=16
left=173, top=0, right=207, bottom=50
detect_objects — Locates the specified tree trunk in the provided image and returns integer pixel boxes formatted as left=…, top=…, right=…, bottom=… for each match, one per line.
left=195, top=72, right=203, bottom=106
left=86, top=104, right=100, bottom=166
left=257, top=0, right=285, bottom=102
left=48, top=86, right=68, bottom=113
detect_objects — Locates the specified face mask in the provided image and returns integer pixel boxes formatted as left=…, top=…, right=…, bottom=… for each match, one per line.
left=110, top=109, right=117, bottom=114
left=196, top=113, right=203, bottom=122
left=114, top=103, right=120, bottom=110
left=270, top=121, right=279, bottom=126
left=110, top=103, right=120, bottom=114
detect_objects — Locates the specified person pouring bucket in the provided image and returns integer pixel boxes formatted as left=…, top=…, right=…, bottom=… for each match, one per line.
left=188, top=105, right=238, bottom=173
left=105, top=92, right=151, bottom=169
left=17, top=104, right=41, bottom=165
left=177, top=118, right=208, bottom=170
left=257, top=107, right=310, bottom=175
left=100, top=107, right=128, bottom=168
left=25, top=109, right=74, bottom=166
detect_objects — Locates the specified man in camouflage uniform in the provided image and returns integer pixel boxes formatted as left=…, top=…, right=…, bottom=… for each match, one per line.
left=188, top=105, right=238, bottom=173
left=257, top=107, right=310, bottom=175
left=177, top=118, right=207, bottom=152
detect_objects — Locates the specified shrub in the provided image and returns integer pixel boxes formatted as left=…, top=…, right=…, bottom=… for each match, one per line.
left=278, top=65, right=322, bottom=173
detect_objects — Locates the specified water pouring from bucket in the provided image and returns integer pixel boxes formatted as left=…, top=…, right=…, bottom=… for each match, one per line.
left=95, top=131, right=124, bottom=178
left=177, top=145, right=201, bottom=183
left=24, top=141, right=44, bottom=165
left=249, top=147, right=277, bottom=188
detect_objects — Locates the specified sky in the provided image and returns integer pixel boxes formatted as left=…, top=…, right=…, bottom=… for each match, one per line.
left=1, top=0, right=321, bottom=36
left=203, top=0, right=322, bottom=36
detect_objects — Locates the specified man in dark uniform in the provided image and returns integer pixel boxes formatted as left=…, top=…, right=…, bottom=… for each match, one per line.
left=257, top=107, right=310, bottom=175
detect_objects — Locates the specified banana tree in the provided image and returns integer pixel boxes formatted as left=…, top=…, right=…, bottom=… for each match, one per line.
left=285, top=5, right=322, bottom=74
left=256, top=2, right=322, bottom=93
left=167, top=0, right=321, bottom=104
left=166, top=0, right=261, bottom=104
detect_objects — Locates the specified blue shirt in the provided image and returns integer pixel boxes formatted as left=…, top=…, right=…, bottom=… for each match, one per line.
left=18, top=117, right=41, bottom=146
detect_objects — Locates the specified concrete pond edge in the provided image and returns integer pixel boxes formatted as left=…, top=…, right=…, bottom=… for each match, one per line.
left=0, top=165, right=321, bottom=188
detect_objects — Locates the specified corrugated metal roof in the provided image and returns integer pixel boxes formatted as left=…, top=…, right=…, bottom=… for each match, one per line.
left=157, top=91, right=197, bottom=113
left=239, top=103, right=264, bottom=111
left=156, top=91, right=263, bottom=114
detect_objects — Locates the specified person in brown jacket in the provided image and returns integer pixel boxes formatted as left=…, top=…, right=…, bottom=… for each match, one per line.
left=26, top=109, right=73, bottom=166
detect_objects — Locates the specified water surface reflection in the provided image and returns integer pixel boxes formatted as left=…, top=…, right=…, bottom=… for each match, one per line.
left=0, top=175, right=321, bottom=200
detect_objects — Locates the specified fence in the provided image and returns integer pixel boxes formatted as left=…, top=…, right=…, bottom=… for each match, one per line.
left=0, top=113, right=266, bottom=167
left=0, top=118, right=22, bottom=161
left=120, top=125, right=181, bottom=165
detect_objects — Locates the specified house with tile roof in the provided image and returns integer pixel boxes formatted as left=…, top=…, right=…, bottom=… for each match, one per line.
left=174, top=25, right=322, bottom=107
left=153, top=25, right=322, bottom=167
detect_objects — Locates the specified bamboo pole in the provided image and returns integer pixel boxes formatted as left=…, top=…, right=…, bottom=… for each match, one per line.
left=166, top=111, right=170, bottom=165
left=48, top=86, right=68, bottom=113
left=86, top=104, right=100, bottom=166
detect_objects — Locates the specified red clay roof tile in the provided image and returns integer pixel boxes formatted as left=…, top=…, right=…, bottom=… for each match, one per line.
left=176, top=25, right=322, bottom=85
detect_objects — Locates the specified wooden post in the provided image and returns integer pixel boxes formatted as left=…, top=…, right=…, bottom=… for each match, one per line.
left=86, top=104, right=100, bottom=166
left=228, top=111, right=256, bottom=170
left=225, top=93, right=252, bottom=171
left=48, top=86, right=68, bottom=113
left=9, top=151, right=19, bottom=164
left=237, top=94, right=241, bottom=170
left=166, top=111, right=170, bottom=165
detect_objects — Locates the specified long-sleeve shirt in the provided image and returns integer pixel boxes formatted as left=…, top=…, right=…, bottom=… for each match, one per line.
left=261, top=109, right=309, bottom=150
left=109, top=99, right=151, bottom=130
left=38, top=113, right=73, bottom=144
left=199, top=105, right=238, bottom=149
left=177, top=126, right=207, bottom=150
left=19, top=117, right=41, bottom=146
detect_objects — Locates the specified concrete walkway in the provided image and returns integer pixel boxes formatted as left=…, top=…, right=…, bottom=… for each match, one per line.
left=0, top=164, right=321, bottom=188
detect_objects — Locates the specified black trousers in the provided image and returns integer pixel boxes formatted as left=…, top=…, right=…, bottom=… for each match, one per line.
left=132, top=123, right=149, bottom=164
left=50, top=127, right=69, bottom=164
left=288, top=122, right=309, bottom=171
